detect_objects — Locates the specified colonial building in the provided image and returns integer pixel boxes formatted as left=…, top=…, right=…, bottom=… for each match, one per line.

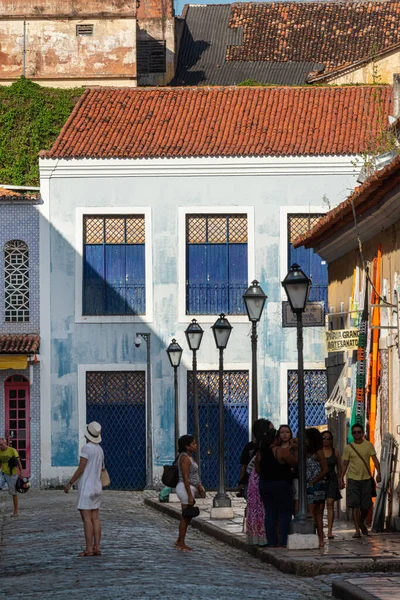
left=0, top=187, right=41, bottom=486
left=38, top=84, right=392, bottom=489
left=174, top=2, right=400, bottom=86
left=0, top=0, right=174, bottom=87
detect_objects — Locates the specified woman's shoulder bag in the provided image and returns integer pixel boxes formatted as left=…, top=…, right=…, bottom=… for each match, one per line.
left=161, top=455, right=179, bottom=488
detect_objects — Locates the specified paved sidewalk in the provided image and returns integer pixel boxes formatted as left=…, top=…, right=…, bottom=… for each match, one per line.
left=145, top=492, right=400, bottom=577
left=332, top=576, right=400, bottom=600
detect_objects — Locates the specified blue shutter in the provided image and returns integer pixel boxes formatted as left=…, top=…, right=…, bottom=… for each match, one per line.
left=228, top=243, right=247, bottom=314
left=83, top=245, right=104, bottom=315
left=126, top=244, right=145, bottom=314
left=309, top=249, right=328, bottom=308
left=207, top=244, right=228, bottom=314
left=187, top=245, right=207, bottom=314
left=105, top=245, right=126, bottom=315
left=288, top=244, right=327, bottom=309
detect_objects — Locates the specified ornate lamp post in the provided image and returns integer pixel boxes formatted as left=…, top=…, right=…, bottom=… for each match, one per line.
left=185, top=319, right=204, bottom=475
left=166, top=339, right=183, bottom=453
left=243, top=280, right=267, bottom=423
left=211, top=313, right=233, bottom=513
left=281, top=263, right=313, bottom=534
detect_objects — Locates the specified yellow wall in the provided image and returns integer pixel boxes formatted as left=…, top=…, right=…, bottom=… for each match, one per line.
left=329, top=48, right=400, bottom=85
left=328, top=221, right=400, bottom=312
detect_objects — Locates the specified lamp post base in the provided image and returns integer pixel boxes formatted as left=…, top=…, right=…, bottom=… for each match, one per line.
left=211, top=493, right=234, bottom=519
left=287, top=532, right=319, bottom=550
left=290, top=516, right=315, bottom=535
left=210, top=506, right=234, bottom=520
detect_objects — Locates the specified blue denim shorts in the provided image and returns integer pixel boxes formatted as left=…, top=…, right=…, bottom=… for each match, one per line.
left=0, top=472, right=18, bottom=496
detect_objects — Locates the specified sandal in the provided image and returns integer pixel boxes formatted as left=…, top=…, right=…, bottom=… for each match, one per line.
left=78, top=551, right=94, bottom=557
left=352, top=533, right=361, bottom=538
left=359, top=523, right=369, bottom=536
left=328, top=535, right=335, bottom=539
left=93, top=551, right=102, bottom=556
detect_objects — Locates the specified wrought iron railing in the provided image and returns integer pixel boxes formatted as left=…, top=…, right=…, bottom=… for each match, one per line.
left=186, top=283, right=246, bottom=315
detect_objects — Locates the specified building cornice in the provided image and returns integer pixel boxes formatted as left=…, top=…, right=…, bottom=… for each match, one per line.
left=39, top=156, right=359, bottom=179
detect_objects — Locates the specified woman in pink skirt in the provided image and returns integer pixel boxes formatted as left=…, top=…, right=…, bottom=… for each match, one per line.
left=246, top=419, right=274, bottom=546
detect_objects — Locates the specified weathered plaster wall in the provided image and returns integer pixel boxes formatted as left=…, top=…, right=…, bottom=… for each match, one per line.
left=41, top=157, right=359, bottom=483
left=0, top=1, right=136, bottom=18
left=329, top=48, right=400, bottom=85
left=137, top=18, right=175, bottom=85
left=0, top=18, right=137, bottom=82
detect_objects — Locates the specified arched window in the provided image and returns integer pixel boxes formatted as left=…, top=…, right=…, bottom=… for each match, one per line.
left=4, top=240, right=29, bottom=322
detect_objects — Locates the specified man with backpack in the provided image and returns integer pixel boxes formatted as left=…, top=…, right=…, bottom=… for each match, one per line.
left=340, top=424, right=381, bottom=538
left=0, top=437, right=23, bottom=516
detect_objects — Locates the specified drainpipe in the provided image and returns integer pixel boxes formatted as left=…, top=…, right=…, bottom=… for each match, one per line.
left=23, top=19, right=26, bottom=77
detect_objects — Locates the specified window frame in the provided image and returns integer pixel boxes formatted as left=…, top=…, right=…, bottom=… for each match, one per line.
left=279, top=206, right=328, bottom=303
left=75, top=207, right=153, bottom=323
left=178, top=206, right=255, bottom=323
left=4, top=239, right=30, bottom=323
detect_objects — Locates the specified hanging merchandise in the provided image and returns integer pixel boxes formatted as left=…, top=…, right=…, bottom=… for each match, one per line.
left=350, top=274, right=369, bottom=440
left=372, top=434, right=399, bottom=532
left=368, top=247, right=382, bottom=446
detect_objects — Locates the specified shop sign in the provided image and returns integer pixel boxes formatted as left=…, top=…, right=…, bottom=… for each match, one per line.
left=326, top=328, right=359, bottom=353
left=282, top=301, right=325, bottom=328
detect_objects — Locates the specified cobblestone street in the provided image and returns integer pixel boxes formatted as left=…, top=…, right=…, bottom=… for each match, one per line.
left=0, top=490, right=344, bottom=599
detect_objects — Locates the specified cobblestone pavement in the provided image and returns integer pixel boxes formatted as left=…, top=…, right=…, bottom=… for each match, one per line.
left=1, top=491, right=398, bottom=599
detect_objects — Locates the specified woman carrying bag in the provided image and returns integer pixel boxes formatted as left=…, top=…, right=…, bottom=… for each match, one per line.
left=175, top=434, right=205, bottom=551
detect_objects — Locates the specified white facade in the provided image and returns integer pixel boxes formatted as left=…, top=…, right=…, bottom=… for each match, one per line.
left=39, top=154, right=360, bottom=486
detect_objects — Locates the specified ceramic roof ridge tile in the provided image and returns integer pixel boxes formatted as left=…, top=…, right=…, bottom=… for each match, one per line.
left=41, top=85, right=393, bottom=160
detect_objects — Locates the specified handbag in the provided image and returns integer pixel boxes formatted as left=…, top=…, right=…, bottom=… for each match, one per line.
left=161, top=456, right=179, bottom=488
left=349, top=443, right=377, bottom=498
left=182, top=505, right=200, bottom=518
left=100, top=468, right=111, bottom=488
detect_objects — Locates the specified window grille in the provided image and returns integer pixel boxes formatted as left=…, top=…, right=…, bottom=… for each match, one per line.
left=4, top=240, right=29, bottom=322
left=287, top=214, right=328, bottom=309
left=288, top=369, right=328, bottom=436
left=137, top=40, right=166, bottom=74
left=83, top=215, right=145, bottom=316
left=186, top=214, right=248, bottom=315
left=76, top=24, right=94, bottom=36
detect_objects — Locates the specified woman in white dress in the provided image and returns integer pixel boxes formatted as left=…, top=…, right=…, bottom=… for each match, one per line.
left=64, top=422, right=104, bottom=556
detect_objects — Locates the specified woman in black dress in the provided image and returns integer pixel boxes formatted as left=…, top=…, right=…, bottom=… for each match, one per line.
left=322, top=430, right=343, bottom=539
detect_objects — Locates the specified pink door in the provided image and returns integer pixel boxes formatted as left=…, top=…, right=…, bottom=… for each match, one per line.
left=5, top=375, right=30, bottom=477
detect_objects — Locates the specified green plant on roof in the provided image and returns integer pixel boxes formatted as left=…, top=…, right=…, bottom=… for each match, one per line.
left=0, top=77, right=84, bottom=186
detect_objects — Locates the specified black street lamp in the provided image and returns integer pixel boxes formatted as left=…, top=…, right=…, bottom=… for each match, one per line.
left=243, top=280, right=267, bottom=423
left=281, top=263, right=314, bottom=534
left=166, top=339, right=183, bottom=454
left=185, top=319, right=204, bottom=475
left=211, top=313, right=233, bottom=509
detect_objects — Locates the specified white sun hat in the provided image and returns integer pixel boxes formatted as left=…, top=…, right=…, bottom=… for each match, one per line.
left=85, top=421, right=102, bottom=444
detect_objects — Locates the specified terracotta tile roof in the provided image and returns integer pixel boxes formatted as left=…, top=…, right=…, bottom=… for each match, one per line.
left=0, top=334, right=40, bottom=354
left=293, top=153, right=400, bottom=249
left=42, top=85, right=393, bottom=159
left=0, top=188, right=40, bottom=202
left=226, top=2, right=400, bottom=75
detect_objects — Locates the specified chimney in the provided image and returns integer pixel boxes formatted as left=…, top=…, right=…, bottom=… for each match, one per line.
left=393, top=73, right=400, bottom=119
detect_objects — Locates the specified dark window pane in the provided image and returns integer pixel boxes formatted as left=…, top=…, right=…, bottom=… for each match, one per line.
left=9, top=391, right=17, bottom=399
left=18, top=410, right=25, bottom=418
left=18, top=390, right=26, bottom=398
left=18, top=421, right=26, bottom=429
left=10, top=420, right=17, bottom=429
left=9, top=400, right=17, bottom=408
left=18, top=400, right=26, bottom=408
left=9, top=410, right=17, bottom=418
left=19, top=441, right=26, bottom=449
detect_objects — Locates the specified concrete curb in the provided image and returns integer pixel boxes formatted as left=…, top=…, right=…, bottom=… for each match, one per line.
left=144, top=497, right=400, bottom=577
left=332, top=580, right=381, bottom=600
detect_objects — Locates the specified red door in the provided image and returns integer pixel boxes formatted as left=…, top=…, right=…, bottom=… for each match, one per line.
left=4, top=375, right=30, bottom=477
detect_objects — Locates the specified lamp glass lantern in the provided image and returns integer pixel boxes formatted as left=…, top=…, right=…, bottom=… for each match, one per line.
left=212, top=314, right=233, bottom=349
left=185, top=319, right=204, bottom=351
left=281, top=263, right=311, bottom=313
left=243, top=280, right=267, bottom=322
left=166, top=339, right=183, bottom=368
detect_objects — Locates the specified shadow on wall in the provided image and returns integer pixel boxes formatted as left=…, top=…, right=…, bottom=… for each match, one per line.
left=44, top=212, right=249, bottom=491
